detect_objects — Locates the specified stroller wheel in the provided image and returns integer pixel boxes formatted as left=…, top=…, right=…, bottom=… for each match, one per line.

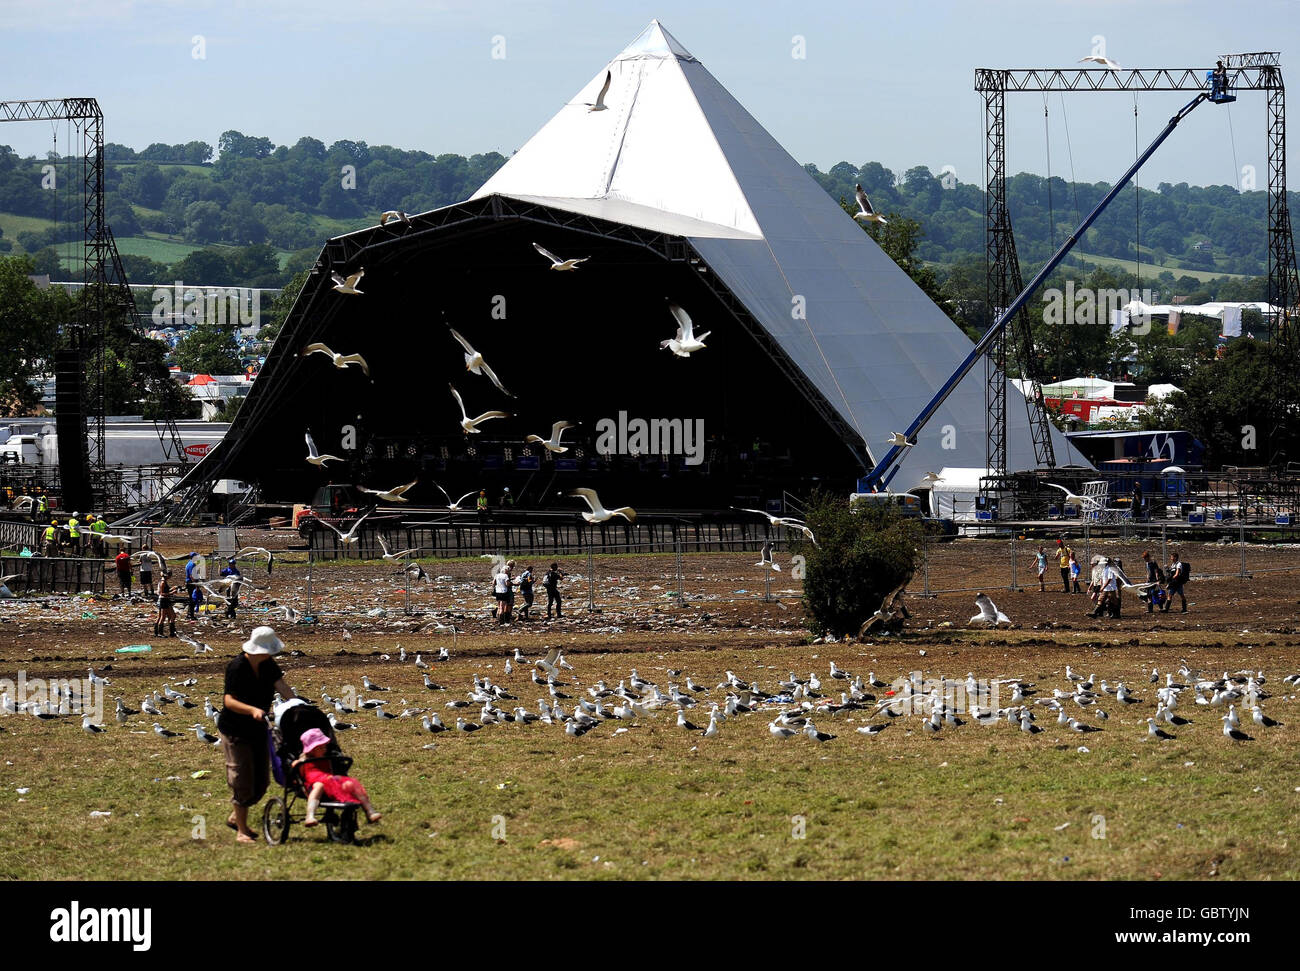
left=262, top=796, right=289, bottom=845
left=326, top=806, right=359, bottom=844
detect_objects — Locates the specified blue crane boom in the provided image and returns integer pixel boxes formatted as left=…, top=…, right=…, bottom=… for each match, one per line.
left=860, top=90, right=1214, bottom=493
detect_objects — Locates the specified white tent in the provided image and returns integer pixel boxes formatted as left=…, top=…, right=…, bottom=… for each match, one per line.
left=474, top=21, right=1086, bottom=489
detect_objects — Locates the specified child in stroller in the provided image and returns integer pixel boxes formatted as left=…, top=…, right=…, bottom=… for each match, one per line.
left=294, top=727, right=381, bottom=827
left=263, top=699, right=378, bottom=844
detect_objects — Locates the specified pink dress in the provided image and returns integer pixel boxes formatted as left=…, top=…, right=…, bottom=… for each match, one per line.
left=299, top=759, right=361, bottom=804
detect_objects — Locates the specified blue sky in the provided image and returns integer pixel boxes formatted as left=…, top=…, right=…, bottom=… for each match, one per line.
left=1, top=0, right=1296, bottom=190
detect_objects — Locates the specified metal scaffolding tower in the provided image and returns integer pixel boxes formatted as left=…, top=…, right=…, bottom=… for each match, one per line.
left=975, top=54, right=1297, bottom=478
left=0, top=97, right=188, bottom=508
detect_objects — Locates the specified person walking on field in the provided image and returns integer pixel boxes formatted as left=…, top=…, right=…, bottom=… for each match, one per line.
left=518, top=564, right=535, bottom=620
left=114, top=545, right=132, bottom=596
left=43, top=519, right=59, bottom=558
left=1164, top=551, right=1189, bottom=613
left=542, top=562, right=565, bottom=619
left=1058, top=543, right=1073, bottom=593
left=1035, top=546, right=1048, bottom=593
left=493, top=562, right=513, bottom=625
left=138, top=549, right=154, bottom=604
left=218, top=626, right=299, bottom=843
left=155, top=569, right=177, bottom=638
left=1069, top=550, right=1082, bottom=593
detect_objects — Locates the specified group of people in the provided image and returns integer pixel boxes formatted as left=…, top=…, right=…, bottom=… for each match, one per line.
left=1035, top=541, right=1083, bottom=594
left=1034, top=538, right=1191, bottom=618
left=492, top=559, right=564, bottom=624
left=1084, top=549, right=1190, bottom=619
left=40, top=512, right=111, bottom=558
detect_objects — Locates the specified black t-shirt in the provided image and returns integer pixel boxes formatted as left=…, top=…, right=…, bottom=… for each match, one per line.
left=217, top=653, right=284, bottom=741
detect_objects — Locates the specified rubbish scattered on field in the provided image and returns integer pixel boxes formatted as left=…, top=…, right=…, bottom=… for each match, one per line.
left=191, top=770, right=210, bottom=780
left=116, top=645, right=151, bottom=653
left=89, top=811, right=112, bottom=817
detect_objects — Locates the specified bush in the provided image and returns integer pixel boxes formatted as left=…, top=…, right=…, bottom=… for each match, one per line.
left=799, top=492, right=923, bottom=638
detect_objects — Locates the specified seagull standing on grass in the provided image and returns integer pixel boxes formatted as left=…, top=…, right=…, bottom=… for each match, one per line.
left=191, top=724, right=220, bottom=744
left=1222, top=715, right=1254, bottom=741
left=82, top=715, right=107, bottom=734
left=568, top=487, right=636, bottom=524
left=532, top=242, right=589, bottom=271
left=852, top=184, right=888, bottom=224
left=660, top=303, right=710, bottom=358
left=449, top=384, right=510, bottom=435
left=301, top=343, right=370, bottom=377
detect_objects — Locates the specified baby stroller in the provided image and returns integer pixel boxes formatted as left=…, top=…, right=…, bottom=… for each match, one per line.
left=262, top=699, right=362, bottom=845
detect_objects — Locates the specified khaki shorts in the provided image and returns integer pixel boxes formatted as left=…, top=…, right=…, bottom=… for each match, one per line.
left=220, top=731, right=270, bottom=808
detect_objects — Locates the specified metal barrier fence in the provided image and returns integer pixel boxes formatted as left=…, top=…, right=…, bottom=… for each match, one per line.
left=916, top=524, right=1300, bottom=597
left=305, top=516, right=803, bottom=560
left=3, top=557, right=105, bottom=594
left=0, top=519, right=153, bottom=556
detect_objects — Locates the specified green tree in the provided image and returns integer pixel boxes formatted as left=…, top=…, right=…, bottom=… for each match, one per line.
left=1171, top=339, right=1300, bottom=466
left=799, top=493, right=922, bottom=638
left=0, top=254, right=68, bottom=411
left=172, top=324, right=241, bottom=374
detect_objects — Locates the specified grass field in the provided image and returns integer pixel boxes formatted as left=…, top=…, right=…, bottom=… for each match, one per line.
left=1, top=529, right=1297, bottom=881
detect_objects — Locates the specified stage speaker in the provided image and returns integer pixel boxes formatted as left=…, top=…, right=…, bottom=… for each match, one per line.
left=54, top=348, right=92, bottom=513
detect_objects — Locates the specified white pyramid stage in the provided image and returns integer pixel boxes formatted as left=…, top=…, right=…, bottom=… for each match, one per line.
left=475, top=21, right=1086, bottom=488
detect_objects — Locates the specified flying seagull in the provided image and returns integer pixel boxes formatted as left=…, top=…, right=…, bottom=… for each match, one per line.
left=431, top=481, right=478, bottom=511
left=970, top=592, right=1011, bottom=627
left=526, top=421, right=577, bottom=455
left=379, top=210, right=411, bottom=226
left=300, top=343, right=370, bottom=377
left=532, top=241, right=589, bottom=271
left=358, top=479, right=418, bottom=503
left=1045, top=483, right=1102, bottom=509
left=449, top=384, right=510, bottom=434
left=1079, top=55, right=1122, bottom=70
left=733, top=507, right=817, bottom=545
left=568, top=487, right=636, bottom=524
left=660, top=303, right=710, bottom=358
left=585, top=70, right=612, bottom=112
left=233, top=547, right=275, bottom=574
left=331, top=268, right=364, bottom=294
left=448, top=327, right=513, bottom=397
left=305, top=430, right=343, bottom=468
left=376, top=534, right=419, bottom=561
left=316, top=508, right=373, bottom=547
left=853, top=184, right=888, bottom=224
left=886, top=432, right=914, bottom=448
